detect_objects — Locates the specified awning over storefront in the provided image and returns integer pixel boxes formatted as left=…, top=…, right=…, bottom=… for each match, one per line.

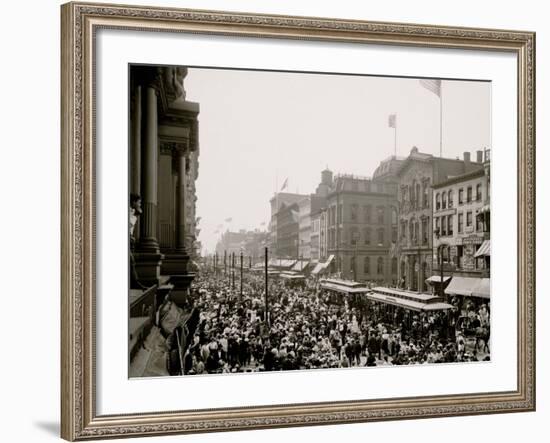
left=474, top=240, right=491, bottom=257
left=472, top=278, right=490, bottom=299
left=446, top=276, right=490, bottom=299
left=291, top=260, right=309, bottom=272
left=311, top=255, right=335, bottom=275
left=445, top=276, right=477, bottom=297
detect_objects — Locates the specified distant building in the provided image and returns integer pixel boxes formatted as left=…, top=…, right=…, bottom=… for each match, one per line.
left=396, top=147, right=484, bottom=292
left=276, top=202, right=300, bottom=258
left=268, top=192, right=307, bottom=257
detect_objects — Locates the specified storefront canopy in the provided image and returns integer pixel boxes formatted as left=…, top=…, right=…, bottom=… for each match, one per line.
left=474, top=240, right=491, bottom=257
left=311, top=255, right=334, bottom=275
left=446, top=276, right=490, bottom=299
left=472, top=278, right=490, bottom=299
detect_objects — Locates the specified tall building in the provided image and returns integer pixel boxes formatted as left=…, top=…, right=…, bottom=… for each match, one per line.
left=129, top=65, right=199, bottom=292
left=324, top=167, right=400, bottom=283
left=268, top=192, right=307, bottom=257
left=396, top=147, right=484, bottom=292
left=432, top=149, right=491, bottom=280
left=276, top=202, right=300, bottom=258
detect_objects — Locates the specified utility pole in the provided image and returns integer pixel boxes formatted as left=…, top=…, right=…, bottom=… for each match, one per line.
left=231, top=252, right=235, bottom=290
left=240, top=250, right=243, bottom=298
left=264, top=246, right=269, bottom=327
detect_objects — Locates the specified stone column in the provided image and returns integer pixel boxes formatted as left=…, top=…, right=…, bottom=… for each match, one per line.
left=175, top=151, right=187, bottom=253
left=162, top=146, right=194, bottom=306
left=130, top=85, right=141, bottom=196
left=134, top=82, right=163, bottom=286
left=139, top=85, right=159, bottom=252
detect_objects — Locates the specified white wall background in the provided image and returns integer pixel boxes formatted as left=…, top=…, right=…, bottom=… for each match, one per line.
left=0, top=0, right=546, bottom=442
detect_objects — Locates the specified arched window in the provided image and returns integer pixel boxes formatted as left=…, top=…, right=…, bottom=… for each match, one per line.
left=448, top=190, right=453, bottom=208
left=442, top=191, right=447, bottom=209
left=377, top=257, right=384, bottom=275
left=436, top=193, right=441, bottom=210
left=391, top=257, right=398, bottom=275
left=416, top=183, right=421, bottom=208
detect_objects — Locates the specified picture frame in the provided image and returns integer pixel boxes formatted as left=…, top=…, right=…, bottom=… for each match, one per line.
left=60, top=1, right=536, bottom=440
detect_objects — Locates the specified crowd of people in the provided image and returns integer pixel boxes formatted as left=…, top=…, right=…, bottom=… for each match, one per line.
left=180, top=269, right=490, bottom=375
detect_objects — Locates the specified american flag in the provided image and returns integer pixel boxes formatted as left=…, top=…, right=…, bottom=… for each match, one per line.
left=388, top=114, right=396, bottom=128
left=419, top=79, right=442, bottom=97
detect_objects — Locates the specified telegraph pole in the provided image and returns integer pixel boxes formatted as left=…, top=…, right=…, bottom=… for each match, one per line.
left=231, top=252, right=235, bottom=290
left=264, top=247, right=270, bottom=326
left=240, top=250, right=243, bottom=298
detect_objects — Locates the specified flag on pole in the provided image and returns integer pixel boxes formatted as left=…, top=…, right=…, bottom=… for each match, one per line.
left=224, top=217, right=232, bottom=223
left=388, top=114, right=397, bottom=128
left=280, top=178, right=288, bottom=191
left=419, top=79, right=442, bottom=97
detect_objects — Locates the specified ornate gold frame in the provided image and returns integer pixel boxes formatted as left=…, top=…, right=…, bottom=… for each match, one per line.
left=61, top=2, right=536, bottom=440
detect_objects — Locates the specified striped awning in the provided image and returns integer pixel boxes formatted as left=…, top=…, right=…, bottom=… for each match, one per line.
left=474, top=240, right=491, bottom=257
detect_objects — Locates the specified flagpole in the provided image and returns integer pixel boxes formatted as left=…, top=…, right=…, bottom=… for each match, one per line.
left=440, top=85, right=443, bottom=157
left=394, top=124, right=397, bottom=157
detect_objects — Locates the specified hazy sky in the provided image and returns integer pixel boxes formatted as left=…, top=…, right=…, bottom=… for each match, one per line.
left=184, top=68, right=491, bottom=253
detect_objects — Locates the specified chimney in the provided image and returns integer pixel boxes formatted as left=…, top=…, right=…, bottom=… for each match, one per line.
left=476, top=150, right=483, bottom=163
left=463, top=152, right=471, bottom=165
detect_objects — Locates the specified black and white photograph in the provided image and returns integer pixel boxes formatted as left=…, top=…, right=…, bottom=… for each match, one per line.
left=128, top=64, right=491, bottom=378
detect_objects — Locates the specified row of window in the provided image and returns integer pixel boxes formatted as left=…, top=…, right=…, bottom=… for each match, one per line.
left=434, top=210, right=483, bottom=236
left=400, top=218, right=430, bottom=246
left=349, top=256, right=398, bottom=275
left=435, top=184, right=483, bottom=210
left=401, top=180, right=430, bottom=210
left=326, top=226, right=399, bottom=248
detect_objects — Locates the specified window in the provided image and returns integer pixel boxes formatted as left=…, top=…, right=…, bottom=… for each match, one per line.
left=436, top=192, right=441, bottom=210
left=476, top=183, right=482, bottom=201
left=435, top=217, right=440, bottom=236
left=350, top=228, right=358, bottom=246
left=410, top=220, right=415, bottom=244
left=458, top=213, right=464, bottom=233
left=416, top=183, right=421, bottom=208
left=422, top=219, right=428, bottom=244
left=467, top=186, right=472, bottom=203
left=377, top=228, right=384, bottom=245
left=459, top=188, right=464, bottom=204
left=441, top=216, right=447, bottom=236
left=423, top=181, right=429, bottom=208
left=442, top=191, right=447, bottom=209
left=467, top=211, right=473, bottom=227
left=448, top=190, right=453, bottom=208
left=364, top=205, right=372, bottom=223
left=338, top=205, right=343, bottom=224
left=476, top=213, right=483, bottom=231
left=350, top=204, right=358, bottom=222
left=391, top=257, right=398, bottom=275
left=364, top=227, right=371, bottom=245
left=448, top=215, right=453, bottom=236
left=377, top=206, right=385, bottom=224
left=364, top=257, right=370, bottom=275
left=377, top=257, right=384, bottom=275
left=392, top=226, right=397, bottom=243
